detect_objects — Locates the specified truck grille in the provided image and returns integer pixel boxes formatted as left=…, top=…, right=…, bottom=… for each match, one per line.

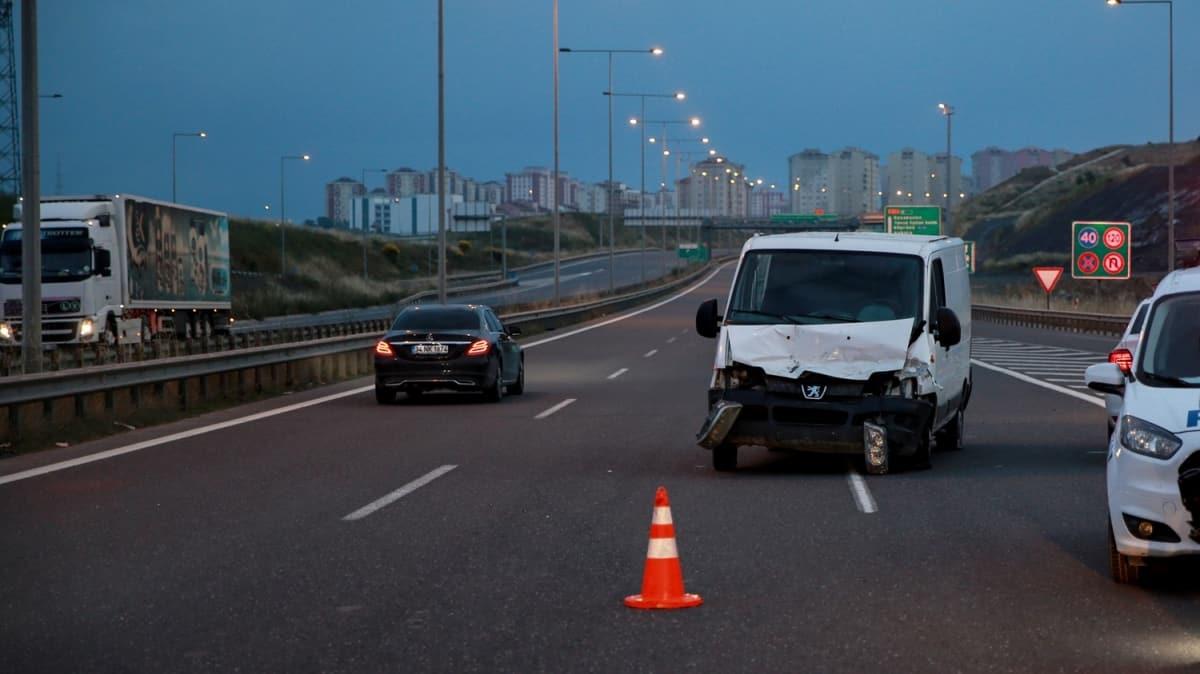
left=3, top=319, right=79, bottom=343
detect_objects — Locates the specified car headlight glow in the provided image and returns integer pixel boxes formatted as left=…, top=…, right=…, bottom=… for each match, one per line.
left=1120, top=415, right=1182, bottom=460
left=0, top=322, right=11, bottom=340
left=79, top=318, right=95, bottom=338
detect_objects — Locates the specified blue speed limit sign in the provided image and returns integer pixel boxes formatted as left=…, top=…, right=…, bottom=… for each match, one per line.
left=1077, top=226, right=1099, bottom=249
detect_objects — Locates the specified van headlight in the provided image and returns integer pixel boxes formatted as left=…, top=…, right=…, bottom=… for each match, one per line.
left=0, top=322, right=11, bottom=340
left=79, top=318, right=95, bottom=338
left=1120, top=415, right=1182, bottom=460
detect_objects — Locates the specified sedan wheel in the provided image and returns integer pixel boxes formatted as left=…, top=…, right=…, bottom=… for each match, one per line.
left=484, top=361, right=504, bottom=403
left=508, top=359, right=525, bottom=395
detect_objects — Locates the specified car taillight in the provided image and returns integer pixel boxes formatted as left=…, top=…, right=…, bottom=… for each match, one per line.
left=375, top=341, right=394, bottom=357
left=466, top=339, right=490, bottom=357
left=1108, top=348, right=1133, bottom=372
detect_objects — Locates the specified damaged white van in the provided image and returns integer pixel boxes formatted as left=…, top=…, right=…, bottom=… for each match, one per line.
left=695, top=232, right=972, bottom=474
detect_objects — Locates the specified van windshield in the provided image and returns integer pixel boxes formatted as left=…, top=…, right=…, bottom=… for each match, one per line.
left=727, top=250, right=923, bottom=325
left=1137, top=292, right=1200, bottom=388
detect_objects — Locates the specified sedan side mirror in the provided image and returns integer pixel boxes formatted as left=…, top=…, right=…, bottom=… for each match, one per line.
left=695, top=298, right=721, bottom=339
left=94, top=248, right=112, bottom=277
left=934, top=307, right=961, bottom=348
left=1085, top=362, right=1126, bottom=396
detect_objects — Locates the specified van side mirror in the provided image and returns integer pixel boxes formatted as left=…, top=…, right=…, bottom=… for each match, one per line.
left=934, top=307, right=961, bottom=348
left=696, top=298, right=721, bottom=339
left=95, top=248, right=112, bottom=277
left=1085, top=362, right=1126, bottom=396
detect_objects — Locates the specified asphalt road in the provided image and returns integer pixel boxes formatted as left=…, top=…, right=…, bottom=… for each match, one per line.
left=3, top=266, right=1199, bottom=673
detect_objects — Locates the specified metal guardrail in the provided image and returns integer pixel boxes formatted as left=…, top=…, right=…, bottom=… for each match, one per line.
left=972, top=304, right=1129, bottom=337
left=0, top=261, right=723, bottom=411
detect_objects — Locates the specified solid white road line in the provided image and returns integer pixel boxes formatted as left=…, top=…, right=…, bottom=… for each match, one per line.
left=666, top=336, right=677, bottom=344
left=342, top=465, right=458, bottom=521
left=971, top=359, right=1104, bottom=408
left=846, top=469, right=878, bottom=514
left=0, top=385, right=376, bottom=487
left=643, top=349, right=658, bottom=358
left=607, top=368, right=629, bottom=380
left=0, top=263, right=732, bottom=487
left=535, top=398, right=577, bottom=419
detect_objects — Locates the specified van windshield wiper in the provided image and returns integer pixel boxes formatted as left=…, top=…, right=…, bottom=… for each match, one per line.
left=795, top=312, right=858, bottom=323
left=727, top=309, right=805, bottom=324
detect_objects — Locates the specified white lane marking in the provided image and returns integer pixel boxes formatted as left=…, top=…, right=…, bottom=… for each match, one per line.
left=971, top=359, right=1104, bottom=408
left=607, top=368, right=629, bottom=380
left=535, top=398, right=577, bottom=419
left=643, top=349, right=658, bottom=358
left=342, top=465, right=458, bottom=521
left=2, top=263, right=730, bottom=487
left=666, top=336, right=677, bottom=344
left=846, top=469, right=878, bottom=514
left=521, top=264, right=728, bottom=350
left=0, top=385, right=375, bottom=487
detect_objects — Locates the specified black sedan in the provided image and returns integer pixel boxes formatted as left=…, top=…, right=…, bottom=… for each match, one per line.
left=373, top=304, right=524, bottom=404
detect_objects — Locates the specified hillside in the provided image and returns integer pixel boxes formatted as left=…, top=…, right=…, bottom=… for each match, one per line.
left=954, top=140, right=1200, bottom=274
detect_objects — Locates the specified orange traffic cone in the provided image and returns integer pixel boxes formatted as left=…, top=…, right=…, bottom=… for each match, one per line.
left=624, top=486, right=703, bottom=610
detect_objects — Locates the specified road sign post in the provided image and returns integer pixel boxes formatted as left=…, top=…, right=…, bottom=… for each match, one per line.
left=885, top=205, right=941, bottom=236
left=1033, top=266, right=1064, bottom=310
left=1071, top=221, right=1131, bottom=280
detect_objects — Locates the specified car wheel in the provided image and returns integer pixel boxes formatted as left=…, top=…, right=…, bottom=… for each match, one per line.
left=507, top=358, right=525, bottom=395
left=375, top=386, right=395, bottom=405
left=936, top=410, right=965, bottom=451
left=1109, top=521, right=1144, bottom=585
left=713, top=443, right=737, bottom=472
left=484, top=360, right=504, bottom=403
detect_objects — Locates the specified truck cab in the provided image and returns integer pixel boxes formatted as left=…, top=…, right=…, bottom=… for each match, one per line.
left=695, top=232, right=972, bottom=474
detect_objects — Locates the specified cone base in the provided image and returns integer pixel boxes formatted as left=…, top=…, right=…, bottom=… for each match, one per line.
left=623, top=593, right=703, bottom=610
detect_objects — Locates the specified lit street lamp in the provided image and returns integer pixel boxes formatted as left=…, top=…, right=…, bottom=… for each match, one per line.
left=560, top=46, right=664, bottom=292
left=171, top=130, right=206, bottom=202
left=634, top=117, right=702, bottom=257
left=937, top=103, right=953, bottom=233
left=1107, top=0, right=1176, bottom=270
left=279, top=153, right=311, bottom=276
left=609, top=89, right=685, bottom=280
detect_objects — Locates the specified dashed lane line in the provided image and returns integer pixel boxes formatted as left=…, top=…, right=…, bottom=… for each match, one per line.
left=607, top=368, right=629, bottom=380
left=846, top=469, right=878, bottom=514
left=644, top=349, right=658, bottom=358
left=342, top=465, right=458, bottom=521
left=535, top=398, right=577, bottom=420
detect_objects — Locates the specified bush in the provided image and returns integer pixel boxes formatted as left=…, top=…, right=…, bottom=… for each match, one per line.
left=382, top=242, right=401, bottom=264
left=457, top=239, right=472, bottom=255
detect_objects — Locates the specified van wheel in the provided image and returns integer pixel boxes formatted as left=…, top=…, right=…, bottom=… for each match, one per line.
left=936, top=410, right=965, bottom=451
left=1109, top=522, right=1144, bottom=585
left=713, top=444, right=737, bottom=472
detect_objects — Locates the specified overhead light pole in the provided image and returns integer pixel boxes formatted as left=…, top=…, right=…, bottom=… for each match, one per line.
left=1106, top=0, right=1175, bottom=271
left=437, top=0, right=448, bottom=303
left=552, top=0, right=560, bottom=305
left=20, top=0, right=41, bottom=374
left=937, top=103, right=954, bottom=234
left=639, top=117, right=701, bottom=267
left=171, top=130, right=206, bottom=203
left=615, top=90, right=685, bottom=281
left=559, top=46, right=664, bottom=292
left=279, top=153, right=310, bottom=276
left=361, top=167, right=388, bottom=281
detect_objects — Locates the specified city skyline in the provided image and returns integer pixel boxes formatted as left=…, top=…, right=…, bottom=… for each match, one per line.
left=33, top=1, right=1197, bottom=221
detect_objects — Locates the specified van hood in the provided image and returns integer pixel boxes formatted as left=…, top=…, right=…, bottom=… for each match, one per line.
left=724, top=318, right=914, bottom=381
left=1124, top=384, right=1200, bottom=435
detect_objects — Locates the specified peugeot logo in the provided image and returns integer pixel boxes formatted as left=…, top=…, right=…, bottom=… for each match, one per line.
left=802, top=384, right=827, bottom=401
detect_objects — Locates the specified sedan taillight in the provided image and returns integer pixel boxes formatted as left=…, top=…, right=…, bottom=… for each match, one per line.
left=375, top=341, right=395, bottom=357
left=466, top=339, right=490, bottom=357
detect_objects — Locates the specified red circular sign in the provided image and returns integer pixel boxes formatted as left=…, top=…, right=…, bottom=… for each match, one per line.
left=1103, top=226, right=1126, bottom=250
left=1077, top=252, right=1100, bottom=275
left=1103, top=252, right=1125, bottom=275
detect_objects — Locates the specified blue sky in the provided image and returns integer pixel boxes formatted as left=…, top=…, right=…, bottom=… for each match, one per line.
left=32, top=0, right=1197, bottom=221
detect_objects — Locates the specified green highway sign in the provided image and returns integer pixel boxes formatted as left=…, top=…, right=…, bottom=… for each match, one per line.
left=1071, top=221, right=1130, bottom=280
left=677, top=243, right=710, bottom=262
left=885, top=205, right=941, bottom=236
left=963, top=241, right=976, bottom=273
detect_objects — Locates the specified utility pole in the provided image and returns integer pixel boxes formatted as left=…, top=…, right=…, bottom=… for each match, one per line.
left=19, top=0, right=40, bottom=373
left=436, top=0, right=447, bottom=303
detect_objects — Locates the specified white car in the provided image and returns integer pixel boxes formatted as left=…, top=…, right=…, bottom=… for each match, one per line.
left=1105, top=298, right=1151, bottom=436
left=695, top=232, right=972, bottom=474
left=1086, top=268, right=1200, bottom=585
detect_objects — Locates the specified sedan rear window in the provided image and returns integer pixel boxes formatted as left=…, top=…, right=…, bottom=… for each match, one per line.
left=391, top=308, right=480, bottom=331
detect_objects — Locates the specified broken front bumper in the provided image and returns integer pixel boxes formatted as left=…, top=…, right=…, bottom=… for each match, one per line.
left=697, top=388, right=934, bottom=456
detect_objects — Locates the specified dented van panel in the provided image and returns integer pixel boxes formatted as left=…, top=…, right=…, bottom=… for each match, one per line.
left=722, top=319, right=912, bottom=381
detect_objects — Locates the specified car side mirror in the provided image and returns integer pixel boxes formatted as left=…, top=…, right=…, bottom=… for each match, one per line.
left=507, top=325, right=522, bottom=337
left=1085, top=362, right=1126, bottom=396
left=95, top=248, right=112, bottom=277
left=934, top=307, right=961, bottom=348
left=695, top=298, right=721, bottom=339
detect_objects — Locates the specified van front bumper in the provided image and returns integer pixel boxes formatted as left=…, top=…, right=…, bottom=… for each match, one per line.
left=701, top=388, right=934, bottom=456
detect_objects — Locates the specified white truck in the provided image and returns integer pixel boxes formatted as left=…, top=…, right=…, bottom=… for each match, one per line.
left=0, top=194, right=232, bottom=344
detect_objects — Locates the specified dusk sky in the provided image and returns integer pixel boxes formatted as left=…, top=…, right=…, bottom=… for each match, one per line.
left=33, top=0, right=1198, bottom=222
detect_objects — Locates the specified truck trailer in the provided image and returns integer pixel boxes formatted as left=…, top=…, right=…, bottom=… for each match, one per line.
left=0, top=194, right=232, bottom=344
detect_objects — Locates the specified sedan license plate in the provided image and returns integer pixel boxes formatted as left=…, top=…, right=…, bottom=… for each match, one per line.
left=413, top=343, right=449, bottom=355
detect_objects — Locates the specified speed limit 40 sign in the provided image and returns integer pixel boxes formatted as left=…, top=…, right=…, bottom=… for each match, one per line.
left=1072, top=221, right=1131, bottom=280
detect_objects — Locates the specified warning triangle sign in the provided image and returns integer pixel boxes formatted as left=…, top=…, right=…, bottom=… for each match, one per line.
left=1033, top=266, right=1064, bottom=294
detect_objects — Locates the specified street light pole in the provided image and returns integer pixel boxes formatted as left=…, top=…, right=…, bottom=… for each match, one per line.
left=20, top=0, right=41, bottom=374
left=552, top=0, right=560, bottom=305
left=1107, top=0, right=1175, bottom=271
left=938, top=103, right=954, bottom=234
left=171, top=131, right=206, bottom=203
left=279, top=153, right=310, bottom=276
left=437, top=0, right=447, bottom=303
left=616, top=91, right=685, bottom=280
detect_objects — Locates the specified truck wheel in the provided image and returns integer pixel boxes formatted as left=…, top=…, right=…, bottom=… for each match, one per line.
left=936, top=410, right=965, bottom=451
left=713, top=443, right=737, bottom=472
left=101, top=315, right=119, bottom=345
left=375, top=386, right=395, bottom=405
left=1109, top=522, right=1144, bottom=585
